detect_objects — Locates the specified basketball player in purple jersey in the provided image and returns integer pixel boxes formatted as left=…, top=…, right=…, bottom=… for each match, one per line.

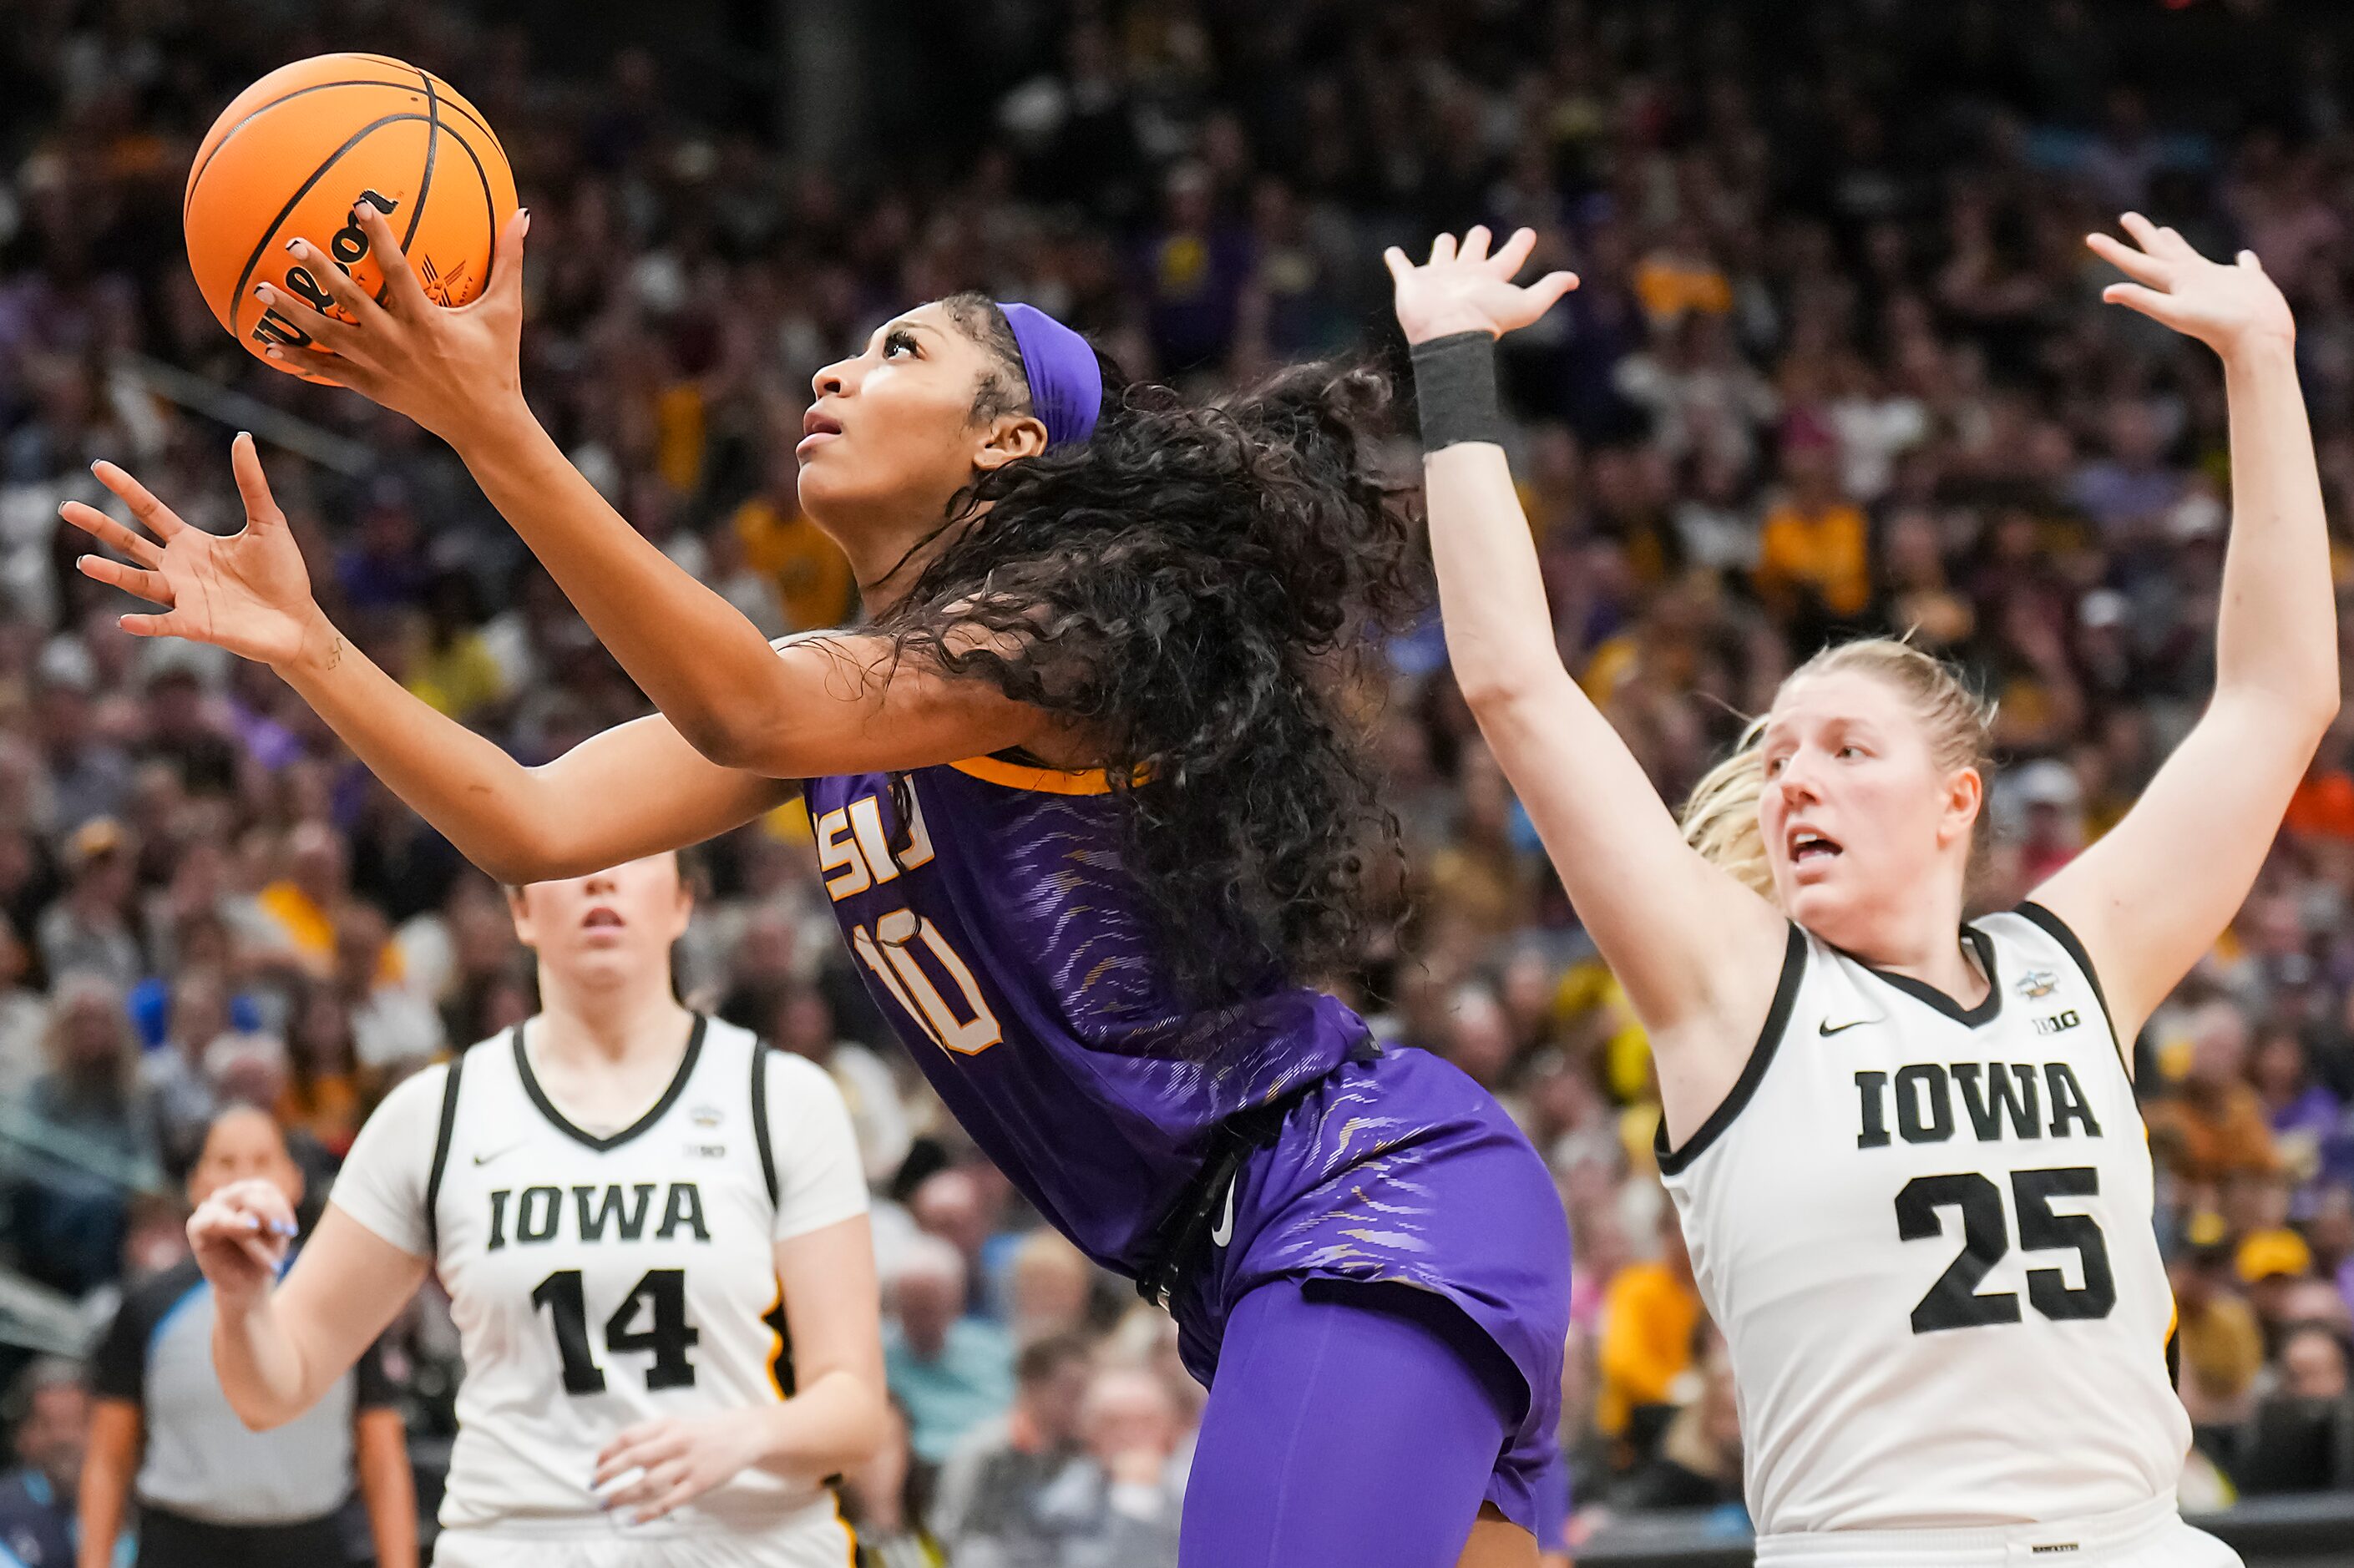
left=67, top=206, right=1573, bottom=1565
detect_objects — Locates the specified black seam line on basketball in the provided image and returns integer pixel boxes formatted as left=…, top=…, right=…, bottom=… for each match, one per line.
left=343, top=118, right=499, bottom=306
left=185, top=80, right=501, bottom=226
left=384, top=122, right=497, bottom=301
left=1656, top=921, right=1807, bottom=1176
left=513, top=1013, right=709, bottom=1153
left=185, top=78, right=502, bottom=217
left=226, top=112, right=438, bottom=344
left=437, top=122, right=499, bottom=301
left=397, top=65, right=439, bottom=283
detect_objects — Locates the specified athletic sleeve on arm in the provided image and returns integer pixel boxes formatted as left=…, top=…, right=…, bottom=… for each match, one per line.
left=327, top=1065, right=448, bottom=1259
left=762, top=1052, right=871, bottom=1242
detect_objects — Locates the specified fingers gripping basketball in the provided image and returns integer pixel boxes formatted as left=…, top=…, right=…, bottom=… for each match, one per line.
left=184, top=53, right=519, bottom=377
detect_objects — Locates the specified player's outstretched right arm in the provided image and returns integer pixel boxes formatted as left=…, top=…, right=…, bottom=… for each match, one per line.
left=188, top=1177, right=428, bottom=1429
left=63, top=439, right=795, bottom=883
left=1389, top=230, right=1790, bottom=1141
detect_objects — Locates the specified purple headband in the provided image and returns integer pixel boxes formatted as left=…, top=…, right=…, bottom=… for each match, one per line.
left=998, top=302, right=1102, bottom=448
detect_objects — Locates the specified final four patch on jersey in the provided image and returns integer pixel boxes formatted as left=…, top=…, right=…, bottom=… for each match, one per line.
left=2015, top=967, right=2059, bottom=999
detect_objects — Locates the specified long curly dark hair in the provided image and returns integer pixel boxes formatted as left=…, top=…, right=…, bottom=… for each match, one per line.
left=870, top=294, right=1422, bottom=1001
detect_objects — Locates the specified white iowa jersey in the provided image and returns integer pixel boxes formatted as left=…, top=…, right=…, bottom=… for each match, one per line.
left=1658, top=905, right=2188, bottom=1535
left=332, top=1015, right=867, bottom=1539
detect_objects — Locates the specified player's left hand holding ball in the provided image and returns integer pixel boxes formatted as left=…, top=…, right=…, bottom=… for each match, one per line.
left=591, top=1412, right=767, bottom=1525
left=252, top=203, right=532, bottom=445
left=186, top=1176, right=299, bottom=1315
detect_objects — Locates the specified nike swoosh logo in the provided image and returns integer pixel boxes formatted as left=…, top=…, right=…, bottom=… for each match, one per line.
left=1208, top=1176, right=1238, bottom=1249
left=1818, top=1019, right=1868, bottom=1036
left=472, top=1142, right=528, bottom=1166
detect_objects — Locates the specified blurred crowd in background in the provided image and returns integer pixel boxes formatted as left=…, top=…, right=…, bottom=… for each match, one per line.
left=4, top=0, right=2354, bottom=1561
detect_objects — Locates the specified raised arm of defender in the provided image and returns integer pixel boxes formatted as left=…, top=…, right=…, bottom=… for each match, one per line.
left=1390, top=230, right=1790, bottom=1146
left=1396, top=219, right=2338, bottom=1108
left=2029, top=217, right=2337, bottom=1044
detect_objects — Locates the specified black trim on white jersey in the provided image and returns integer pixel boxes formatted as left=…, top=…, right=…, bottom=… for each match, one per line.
left=1657, top=923, right=1808, bottom=1176
left=1857, top=924, right=2002, bottom=1029
left=513, top=1014, right=710, bottom=1152
left=751, top=1041, right=780, bottom=1206
left=2015, top=900, right=2131, bottom=1079
left=423, top=1050, right=467, bottom=1255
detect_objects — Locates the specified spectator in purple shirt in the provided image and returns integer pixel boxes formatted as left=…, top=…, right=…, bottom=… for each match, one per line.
left=1140, top=164, right=1252, bottom=377
left=2069, top=399, right=2184, bottom=539
left=335, top=478, right=431, bottom=613
left=2255, top=1025, right=2345, bottom=1211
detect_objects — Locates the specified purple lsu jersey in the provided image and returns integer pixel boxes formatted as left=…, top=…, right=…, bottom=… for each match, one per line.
left=807, top=754, right=1573, bottom=1528
left=802, top=755, right=1371, bottom=1273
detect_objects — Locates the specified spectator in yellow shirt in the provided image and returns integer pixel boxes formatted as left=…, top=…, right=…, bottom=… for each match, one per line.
left=1755, top=441, right=1871, bottom=624
left=402, top=574, right=507, bottom=721
left=1633, top=223, right=1734, bottom=330
left=731, top=443, right=857, bottom=633
left=1596, top=1206, right=1703, bottom=1440
left=255, top=822, right=356, bottom=976
left=2168, top=1215, right=2264, bottom=1428
left=2146, top=1001, right=2280, bottom=1190
left=255, top=824, right=405, bottom=989
left=1552, top=954, right=1652, bottom=1105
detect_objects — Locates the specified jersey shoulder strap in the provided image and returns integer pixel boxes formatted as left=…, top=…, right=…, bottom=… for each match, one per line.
left=1656, top=922, right=1810, bottom=1176
left=1999, top=900, right=2130, bottom=1077
left=423, top=1042, right=486, bottom=1254
left=2008, top=900, right=2114, bottom=1022
left=749, top=1033, right=780, bottom=1208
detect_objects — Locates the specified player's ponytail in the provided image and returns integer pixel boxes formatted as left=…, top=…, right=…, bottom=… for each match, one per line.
left=876, top=304, right=1419, bottom=1000
left=1681, top=716, right=1775, bottom=897
left=1681, top=638, right=1997, bottom=903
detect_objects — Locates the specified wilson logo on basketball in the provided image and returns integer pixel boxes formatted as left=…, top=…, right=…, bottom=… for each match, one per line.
left=255, top=189, right=401, bottom=350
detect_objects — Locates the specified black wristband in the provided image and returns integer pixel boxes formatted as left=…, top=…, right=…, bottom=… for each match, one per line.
left=1410, top=331, right=1506, bottom=452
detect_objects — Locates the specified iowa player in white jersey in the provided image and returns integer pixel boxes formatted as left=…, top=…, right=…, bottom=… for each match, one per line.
left=1393, top=217, right=2333, bottom=1565
left=185, top=852, right=885, bottom=1568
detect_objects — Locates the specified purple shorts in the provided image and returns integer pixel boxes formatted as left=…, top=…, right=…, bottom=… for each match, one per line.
left=1174, top=1045, right=1573, bottom=1549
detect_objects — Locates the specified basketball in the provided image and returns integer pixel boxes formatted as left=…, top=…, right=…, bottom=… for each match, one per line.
left=184, top=53, right=518, bottom=378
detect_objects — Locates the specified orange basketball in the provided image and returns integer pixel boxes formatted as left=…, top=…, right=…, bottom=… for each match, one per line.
left=185, top=53, right=518, bottom=378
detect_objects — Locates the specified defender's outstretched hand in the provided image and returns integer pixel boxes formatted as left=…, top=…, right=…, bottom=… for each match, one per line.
left=2088, top=213, right=2294, bottom=359
left=61, top=433, right=327, bottom=667
left=1385, top=226, right=1577, bottom=346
